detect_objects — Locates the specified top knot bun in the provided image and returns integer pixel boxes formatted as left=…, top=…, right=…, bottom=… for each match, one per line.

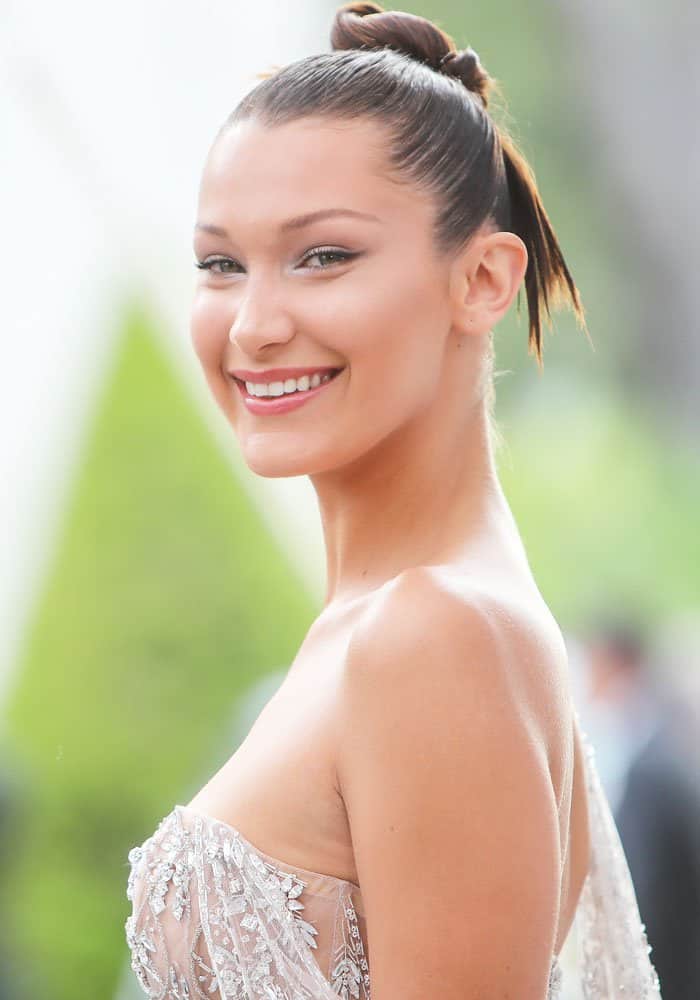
left=437, top=47, right=490, bottom=105
left=331, top=1, right=492, bottom=107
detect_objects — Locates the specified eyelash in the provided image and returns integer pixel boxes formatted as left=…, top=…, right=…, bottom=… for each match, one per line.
left=195, top=246, right=357, bottom=274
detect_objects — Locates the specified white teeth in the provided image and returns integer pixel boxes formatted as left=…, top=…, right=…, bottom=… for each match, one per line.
left=244, top=370, right=339, bottom=397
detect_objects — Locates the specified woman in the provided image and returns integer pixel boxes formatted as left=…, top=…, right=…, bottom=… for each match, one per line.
left=125, top=4, right=663, bottom=997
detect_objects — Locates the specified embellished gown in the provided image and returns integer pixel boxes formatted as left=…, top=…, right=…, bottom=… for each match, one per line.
left=124, top=716, right=663, bottom=999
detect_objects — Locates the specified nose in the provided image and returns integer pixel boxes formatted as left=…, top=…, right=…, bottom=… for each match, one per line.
left=228, top=279, right=295, bottom=352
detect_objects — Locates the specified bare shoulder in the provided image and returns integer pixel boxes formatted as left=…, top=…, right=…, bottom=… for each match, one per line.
left=335, top=565, right=574, bottom=998
left=339, top=564, right=572, bottom=793
left=346, top=562, right=568, bottom=669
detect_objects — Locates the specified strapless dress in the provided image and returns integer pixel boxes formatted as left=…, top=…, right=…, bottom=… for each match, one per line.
left=125, top=802, right=562, bottom=999
left=125, top=718, right=663, bottom=999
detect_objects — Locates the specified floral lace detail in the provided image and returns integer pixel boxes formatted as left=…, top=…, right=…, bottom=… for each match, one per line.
left=125, top=807, right=340, bottom=999
left=573, top=726, right=663, bottom=998
left=124, top=719, right=664, bottom=1000
left=329, top=892, right=371, bottom=1000
left=125, top=806, right=564, bottom=999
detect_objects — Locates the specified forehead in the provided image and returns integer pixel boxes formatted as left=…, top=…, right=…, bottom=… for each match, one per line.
left=197, top=116, right=429, bottom=228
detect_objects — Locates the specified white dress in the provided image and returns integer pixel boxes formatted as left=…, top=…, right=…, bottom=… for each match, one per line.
left=124, top=713, right=663, bottom=999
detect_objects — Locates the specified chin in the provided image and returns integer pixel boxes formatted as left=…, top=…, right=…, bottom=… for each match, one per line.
left=240, top=446, right=333, bottom=479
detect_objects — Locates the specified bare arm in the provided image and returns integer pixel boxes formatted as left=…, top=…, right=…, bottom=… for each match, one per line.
left=336, top=568, right=562, bottom=1000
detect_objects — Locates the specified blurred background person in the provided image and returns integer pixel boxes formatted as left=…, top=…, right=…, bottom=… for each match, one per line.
left=576, top=612, right=700, bottom=1000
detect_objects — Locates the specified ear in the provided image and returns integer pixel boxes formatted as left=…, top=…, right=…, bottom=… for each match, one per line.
left=448, top=230, right=528, bottom=337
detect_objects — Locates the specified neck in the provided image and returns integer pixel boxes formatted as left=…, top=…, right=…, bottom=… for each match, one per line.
left=311, top=396, right=523, bottom=609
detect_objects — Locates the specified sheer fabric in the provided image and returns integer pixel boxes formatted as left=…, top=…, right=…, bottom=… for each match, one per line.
left=124, top=714, right=663, bottom=999
left=570, top=715, right=663, bottom=997
left=125, top=804, right=371, bottom=1000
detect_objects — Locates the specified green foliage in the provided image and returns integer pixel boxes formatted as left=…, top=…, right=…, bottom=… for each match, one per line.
left=496, top=378, right=700, bottom=626
left=3, top=296, right=316, bottom=1000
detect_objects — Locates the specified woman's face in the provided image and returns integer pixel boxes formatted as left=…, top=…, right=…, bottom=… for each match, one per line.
left=191, top=115, right=470, bottom=479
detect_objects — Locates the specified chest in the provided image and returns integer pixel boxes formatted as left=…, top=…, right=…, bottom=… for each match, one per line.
left=186, top=615, right=362, bottom=884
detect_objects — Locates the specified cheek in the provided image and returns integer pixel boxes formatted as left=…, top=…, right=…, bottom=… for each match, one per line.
left=343, top=256, right=449, bottom=394
left=190, top=295, right=228, bottom=380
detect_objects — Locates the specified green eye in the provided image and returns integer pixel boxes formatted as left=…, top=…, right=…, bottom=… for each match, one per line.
left=299, top=247, right=357, bottom=269
left=195, top=257, right=242, bottom=273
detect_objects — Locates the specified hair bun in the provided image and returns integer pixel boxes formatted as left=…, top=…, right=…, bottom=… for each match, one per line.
left=438, top=47, right=490, bottom=106
left=331, top=3, right=491, bottom=107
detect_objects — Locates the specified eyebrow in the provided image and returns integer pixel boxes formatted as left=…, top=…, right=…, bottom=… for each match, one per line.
left=195, top=207, right=381, bottom=238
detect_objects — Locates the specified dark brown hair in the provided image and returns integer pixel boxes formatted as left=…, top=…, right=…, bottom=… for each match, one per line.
left=220, top=1, right=590, bottom=373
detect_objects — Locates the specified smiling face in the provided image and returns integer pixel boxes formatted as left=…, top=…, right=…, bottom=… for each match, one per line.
left=190, top=114, right=477, bottom=479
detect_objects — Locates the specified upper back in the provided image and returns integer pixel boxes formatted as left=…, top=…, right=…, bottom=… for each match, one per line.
left=337, top=563, right=590, bottom=956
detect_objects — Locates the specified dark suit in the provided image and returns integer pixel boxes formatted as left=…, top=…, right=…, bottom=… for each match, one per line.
left=615, top=709, right=700, bottom=1000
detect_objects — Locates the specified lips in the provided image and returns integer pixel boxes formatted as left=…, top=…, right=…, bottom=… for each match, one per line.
left=234, top=366, right=346, bottom=415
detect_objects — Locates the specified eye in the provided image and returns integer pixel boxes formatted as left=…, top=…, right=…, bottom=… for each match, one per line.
left=195, top=256, right=242, bottom=274
left=194, top=247, right=358, bottom=275
left=298, top=247, right=358, bottom=270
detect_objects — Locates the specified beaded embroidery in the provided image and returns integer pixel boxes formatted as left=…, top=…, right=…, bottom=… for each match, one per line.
left=125, top=721, right=665, bottom=1000
left=329, top=892, right=371, bottom=1000
left=124, top=805, right=564, bottom=999
left=573, top=730, right=663, bottom=998
left=125, top=806, right=370, bottom=999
